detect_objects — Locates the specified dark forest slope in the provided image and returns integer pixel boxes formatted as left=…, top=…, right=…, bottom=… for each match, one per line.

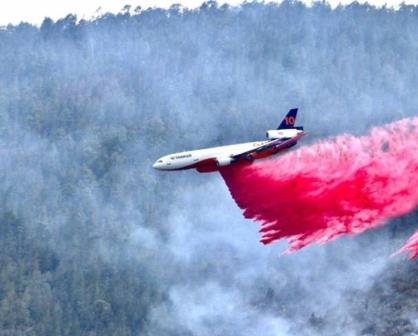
left=0, top=2, right=417, bottom=335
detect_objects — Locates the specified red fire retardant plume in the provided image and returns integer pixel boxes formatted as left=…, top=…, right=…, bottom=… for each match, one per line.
left=220, top=118, right=418, bottom=258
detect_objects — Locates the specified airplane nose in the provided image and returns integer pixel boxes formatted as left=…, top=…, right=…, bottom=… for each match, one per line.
left=153, top=160, right=163, bottom=169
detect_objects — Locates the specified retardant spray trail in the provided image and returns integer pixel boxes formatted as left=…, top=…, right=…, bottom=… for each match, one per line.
left=220, top=117, right=418, bottom=258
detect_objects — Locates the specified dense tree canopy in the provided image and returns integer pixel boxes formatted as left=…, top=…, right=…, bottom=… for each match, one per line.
left=0, top=2, right=417, bottom=335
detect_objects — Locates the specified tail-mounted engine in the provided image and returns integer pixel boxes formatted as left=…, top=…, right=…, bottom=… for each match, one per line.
left=266, top=128, right=298, bottom=140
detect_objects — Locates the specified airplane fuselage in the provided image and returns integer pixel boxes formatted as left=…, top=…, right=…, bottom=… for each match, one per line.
left=153, top=140, right=270, bottom=172
left=153, top=108, right=305, bottom=173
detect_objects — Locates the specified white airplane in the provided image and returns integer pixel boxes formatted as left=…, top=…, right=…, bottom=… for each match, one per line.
left=153, top=108, right=305, bottom=173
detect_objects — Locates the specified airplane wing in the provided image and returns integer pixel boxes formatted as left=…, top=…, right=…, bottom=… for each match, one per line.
left=231, top=133, right=305, bottom=161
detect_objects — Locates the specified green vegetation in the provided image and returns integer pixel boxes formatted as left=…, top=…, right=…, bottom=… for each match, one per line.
left=0, top=2, right=417, bottom=335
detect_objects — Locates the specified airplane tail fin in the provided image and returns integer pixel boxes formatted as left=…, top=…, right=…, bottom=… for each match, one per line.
left=277, top=108, right=298, bottom=129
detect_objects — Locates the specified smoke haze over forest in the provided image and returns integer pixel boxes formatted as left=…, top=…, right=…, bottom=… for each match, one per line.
left=0, top=2, right=417, bottom=335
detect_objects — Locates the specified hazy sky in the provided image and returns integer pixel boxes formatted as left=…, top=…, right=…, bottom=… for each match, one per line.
left=0, top=0, right=416, bottom=26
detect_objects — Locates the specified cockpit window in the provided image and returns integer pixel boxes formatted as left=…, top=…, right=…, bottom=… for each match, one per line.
left=158, top=160, right=163, bottom=163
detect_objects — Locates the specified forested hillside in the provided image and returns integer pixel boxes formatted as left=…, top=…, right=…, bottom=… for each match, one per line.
left=0, top=2, right=417, bottom=335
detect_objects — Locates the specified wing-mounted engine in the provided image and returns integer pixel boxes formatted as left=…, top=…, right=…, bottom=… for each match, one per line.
left=266, top=129, right=298, bottom=140
left=216, top=156, right=234, bottom=167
